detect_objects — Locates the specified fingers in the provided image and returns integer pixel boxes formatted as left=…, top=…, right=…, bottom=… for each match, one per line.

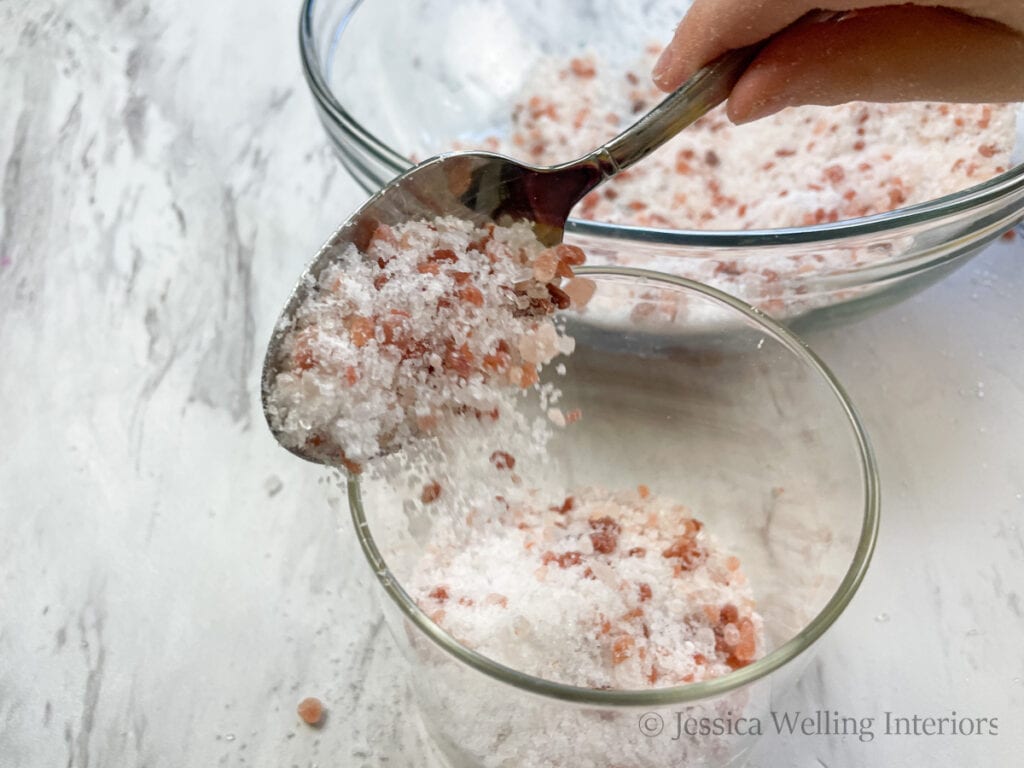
left=652, top=0, right=1024, bottom=101
left=726, top=6, right=1024, bottom=123
left=653, top=0, right=878, bottom=91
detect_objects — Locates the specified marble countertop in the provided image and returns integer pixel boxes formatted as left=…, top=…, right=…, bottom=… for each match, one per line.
left=1, top=1, right=1022, bottom=766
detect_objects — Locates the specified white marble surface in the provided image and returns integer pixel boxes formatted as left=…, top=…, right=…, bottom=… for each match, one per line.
left=1, top=1, right=1022, bottom=766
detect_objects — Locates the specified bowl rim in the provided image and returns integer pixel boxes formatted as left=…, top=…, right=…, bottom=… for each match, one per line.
left=346, top=265, right=881, bottom=707
left=299, top=0, right=1024, bottom=248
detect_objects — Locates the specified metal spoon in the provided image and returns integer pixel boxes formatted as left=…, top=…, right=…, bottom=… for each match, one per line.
left=263, top=47, right=759, bottom=466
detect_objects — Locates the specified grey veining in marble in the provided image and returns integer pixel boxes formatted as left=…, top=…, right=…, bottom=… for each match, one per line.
left=1, top=1, right=1022, bottom=766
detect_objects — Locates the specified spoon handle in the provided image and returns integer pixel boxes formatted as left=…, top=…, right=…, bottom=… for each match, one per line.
left=590, top=46, right=762, bottom=175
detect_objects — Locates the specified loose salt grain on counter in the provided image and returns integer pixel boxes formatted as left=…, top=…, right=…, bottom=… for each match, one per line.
left=413, top=484, right=763, bottom=690
left=264, top=216, right=595, bottom=469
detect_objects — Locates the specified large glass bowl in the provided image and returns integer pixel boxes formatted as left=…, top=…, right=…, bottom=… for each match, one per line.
left=299, top=0, right=1024, bottom=328
left=350, top=268, right=879, bottom=767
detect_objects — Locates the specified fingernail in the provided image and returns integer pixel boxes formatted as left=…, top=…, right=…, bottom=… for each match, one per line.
left=652, top=47, right=677, bottom=89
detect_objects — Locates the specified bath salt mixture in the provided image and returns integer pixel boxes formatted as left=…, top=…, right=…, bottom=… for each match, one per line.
left=469, top=49, right=1016, bottom=231
left=263, top=216, right=595, bottom=470
left=411, top=484, right=764, bottom=689
left=449, top=49, right=1017, bottom=317
left=264, top=214, right=767, bottom=694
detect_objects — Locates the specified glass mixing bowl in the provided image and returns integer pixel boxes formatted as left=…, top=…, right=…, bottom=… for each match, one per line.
left=300, top=0, right=1024, bottom=328
left=349, top=269, right=879, bottom=767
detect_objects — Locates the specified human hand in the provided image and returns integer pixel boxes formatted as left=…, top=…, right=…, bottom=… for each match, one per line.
left=652, top=2, right=1024, bottom=123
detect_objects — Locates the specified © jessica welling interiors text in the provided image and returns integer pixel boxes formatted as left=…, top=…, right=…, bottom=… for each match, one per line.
left=637, top=710, right=1000, bottom=742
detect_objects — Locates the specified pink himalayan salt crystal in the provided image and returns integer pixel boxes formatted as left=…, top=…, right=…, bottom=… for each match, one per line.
left=297, top=697, right=324, bottom=726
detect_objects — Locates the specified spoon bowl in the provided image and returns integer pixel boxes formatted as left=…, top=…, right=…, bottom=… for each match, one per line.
left=262, top=48, right=759, bottom=466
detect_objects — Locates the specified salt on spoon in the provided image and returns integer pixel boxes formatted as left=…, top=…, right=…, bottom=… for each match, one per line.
left=261, top=216, right=585, bottom=472
left=261, top=47, right=760, bottom=468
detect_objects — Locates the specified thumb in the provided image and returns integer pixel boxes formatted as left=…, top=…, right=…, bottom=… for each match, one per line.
left=727, top=6, right=1024, bottom=124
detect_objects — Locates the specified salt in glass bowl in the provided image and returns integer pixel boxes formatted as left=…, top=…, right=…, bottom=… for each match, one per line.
left=348, top=268, right=880, bottom=768
left=299, top=0, right=1024, bottom=329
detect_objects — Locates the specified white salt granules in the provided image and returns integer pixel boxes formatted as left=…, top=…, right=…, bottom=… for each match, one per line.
left=472, top=50, right=1015, bottom=231
left=411, top=484, right=763, bottom=690
left=264, top=217, right=591, bottom=469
